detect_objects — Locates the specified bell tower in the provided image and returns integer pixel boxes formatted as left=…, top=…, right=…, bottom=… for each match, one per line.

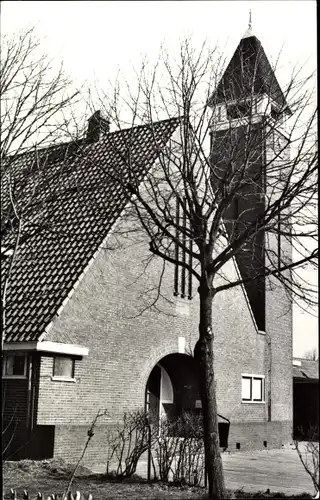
left=209, top=18, right=292, bottom=332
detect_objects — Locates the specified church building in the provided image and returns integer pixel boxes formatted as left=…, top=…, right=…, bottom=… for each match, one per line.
left=2, top=22, right=293, bottom=467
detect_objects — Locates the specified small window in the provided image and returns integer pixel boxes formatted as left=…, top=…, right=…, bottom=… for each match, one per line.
left=271, top=105, right=284, bottom=124
left=227, top=102, right=251, bottom=120
left=241, top=375, right=265, bottom=402
left=53, top=356, right=75, bottom=379
left=271, top=106, right=280, bottom=121
left=3, top=354, right=27, bottom=378
left=241, top=376, right=252, bottom=401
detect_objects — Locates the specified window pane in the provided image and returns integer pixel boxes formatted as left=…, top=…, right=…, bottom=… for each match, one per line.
left=5, top=356, right=14, bottom=375
left=5, top=355, right=25, bottom=376
left=253, top=378, right=263, bottom=401
left=53, top=357, right=74, bottom=378
left=227, top=103, right=251, bottom=120
left=242, top=377, right=251, bottom=400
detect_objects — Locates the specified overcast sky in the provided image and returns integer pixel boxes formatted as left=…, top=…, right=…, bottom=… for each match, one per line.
left=1, top=1, right=318, bottom=357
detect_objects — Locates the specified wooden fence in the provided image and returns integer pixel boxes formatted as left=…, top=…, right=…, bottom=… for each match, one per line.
left=5, top=490, right=92, bottom=500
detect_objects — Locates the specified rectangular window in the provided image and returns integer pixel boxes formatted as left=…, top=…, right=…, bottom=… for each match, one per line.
left=271, top=106, right=281, bottom=121
left=53, top=356, right=75, bottom=379
left=241, top=376, right=252, bottom=401
left=241, top=374, right=265, bottom=403
left=2, top=354, right=27, bottom=378
left=227, top=102, right=251, bottom=120
left=252, top=378, right=263, bottom=401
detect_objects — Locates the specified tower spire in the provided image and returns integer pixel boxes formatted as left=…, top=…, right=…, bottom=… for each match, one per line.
left=242, top=9, right=253, bottom=39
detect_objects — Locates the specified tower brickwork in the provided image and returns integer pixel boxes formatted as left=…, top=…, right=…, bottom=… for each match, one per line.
left=210, top=28, right=293, bottom=436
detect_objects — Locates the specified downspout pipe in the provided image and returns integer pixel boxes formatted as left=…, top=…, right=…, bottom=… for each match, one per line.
left=26, top=354, right=33, bottom=431
left=265, top=333, right=272, bottom=421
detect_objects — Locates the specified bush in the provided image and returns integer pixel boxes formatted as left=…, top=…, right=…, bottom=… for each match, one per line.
left=294, top=428, right=319, bottom=496
left=154, top=411, right=205, bottom=485
left=105, top=409, right=156, bottom=478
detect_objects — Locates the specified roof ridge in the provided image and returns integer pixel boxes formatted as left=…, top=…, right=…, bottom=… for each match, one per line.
left=4, top=116, right=182, bottom=161
left=104, top=116, right=182, bottom=135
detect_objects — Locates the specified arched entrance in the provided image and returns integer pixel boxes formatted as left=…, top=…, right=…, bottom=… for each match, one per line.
left=145, top=354, right=201, bottom=426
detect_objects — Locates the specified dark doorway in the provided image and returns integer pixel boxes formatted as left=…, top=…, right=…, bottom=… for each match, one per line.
left=145, top=354, right=200, bottom=426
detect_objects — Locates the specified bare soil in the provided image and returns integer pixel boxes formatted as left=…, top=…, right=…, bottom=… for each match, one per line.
left=2, top=459, right=314, bottom=499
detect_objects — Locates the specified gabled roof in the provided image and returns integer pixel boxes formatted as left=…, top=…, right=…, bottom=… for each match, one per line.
left=293, top=358, right=319, bottom=380
left=211, top=35, right=290, bottom=113
left=2, top=117, right=180, bottom=343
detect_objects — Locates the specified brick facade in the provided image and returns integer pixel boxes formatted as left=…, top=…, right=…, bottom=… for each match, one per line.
left=2, top=353, right=41, bottom=459
left=2, top=201, right=293, bottom=465
left=2, top=138, right=293, bottom=468
left=2, top=38, right=293, bottom=466
left=21, top=216, right=291, bottom=466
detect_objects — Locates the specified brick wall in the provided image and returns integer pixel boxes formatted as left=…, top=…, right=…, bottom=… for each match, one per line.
left=34, top=121, right=293, bottom=462
left=227, top=420, right=292, bottom=451
left=2, top=377, right=29, bottom=424
left=2, top=353, right=42, bottom=459
left=30, top=218, right=286, bottom=464
left=2, top=376, right=29, bottom=460
left=265, top=129, right=293, bottom=425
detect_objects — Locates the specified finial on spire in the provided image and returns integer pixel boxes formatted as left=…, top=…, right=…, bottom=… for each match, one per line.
left=242, top=8, right=253, bottom=39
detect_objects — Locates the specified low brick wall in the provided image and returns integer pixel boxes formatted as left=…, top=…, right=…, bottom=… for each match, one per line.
left=227, top=420, right=293, bottom=451
left=52, top=419, right=292, bottom=470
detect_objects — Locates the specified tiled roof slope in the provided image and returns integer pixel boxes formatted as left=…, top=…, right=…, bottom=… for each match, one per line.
left=293, top=359, right=319, bottom=380
left=211, top=35, right=290, bottom=112
left=2, top=117, right=180, bottom=343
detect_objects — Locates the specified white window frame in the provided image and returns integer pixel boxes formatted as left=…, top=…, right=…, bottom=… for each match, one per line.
left=2, top=353, right=27, bottom=379
left=241, top=374, right=265, bottom=403
left=51, top=356, right=76, bottom=382
left=216, top=105, right=222, bottom=122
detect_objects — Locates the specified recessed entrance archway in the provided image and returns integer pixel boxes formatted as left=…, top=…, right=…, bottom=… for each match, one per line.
left=145, top=353, right=201, bottom=425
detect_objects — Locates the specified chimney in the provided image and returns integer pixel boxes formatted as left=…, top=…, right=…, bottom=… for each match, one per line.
left=86, top=110, right=110, bottom=143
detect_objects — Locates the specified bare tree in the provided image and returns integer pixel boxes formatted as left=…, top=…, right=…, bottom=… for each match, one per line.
left=85, top=36, right=317, bottom=498
left=1, top=28, right=81, bottom=346
left=0, top=29, right=84, bottom=466
left=295, top=438, right=319, bottom=496
left=1, top=29, right=317, bottom=498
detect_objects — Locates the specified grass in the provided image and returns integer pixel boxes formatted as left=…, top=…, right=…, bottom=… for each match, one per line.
left=3, top=459, right=314, bottom=499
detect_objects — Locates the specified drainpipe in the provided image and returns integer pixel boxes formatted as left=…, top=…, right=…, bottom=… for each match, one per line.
left=265, top=333, right=272, bottom=421
left=25, top=354, right=34, bottom=457
left=30, top=356, right=38, bottom=432
left=26, top=354, right=33, bottom=430
left=26, top=354, right=37, bottom=433
left=145, top=388, right=151, bottom=481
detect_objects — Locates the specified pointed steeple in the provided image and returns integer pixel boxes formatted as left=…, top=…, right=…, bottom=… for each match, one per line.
left=209, top=19, right=291, bottom=114
left=242, top=9, right=253, bottom=39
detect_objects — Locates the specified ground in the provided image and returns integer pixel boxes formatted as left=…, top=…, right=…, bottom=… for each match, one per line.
left=3, top=445, right=316, bottom=499
left=221, top=446, right=315, bottom=495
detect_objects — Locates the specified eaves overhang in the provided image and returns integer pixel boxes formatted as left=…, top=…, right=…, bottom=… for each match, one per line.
left=3, top=341, right=89, bottom=356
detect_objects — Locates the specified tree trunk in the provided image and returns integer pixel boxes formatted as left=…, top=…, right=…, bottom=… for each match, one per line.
left=194, top=283, right=226, bottom=499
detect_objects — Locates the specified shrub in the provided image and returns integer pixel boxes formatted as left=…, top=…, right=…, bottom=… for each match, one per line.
left=154, top=411, right=205, bottom=485
left=294, top=427, right=319, bottom=496
left=105, top=409, right=156, bottom=478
